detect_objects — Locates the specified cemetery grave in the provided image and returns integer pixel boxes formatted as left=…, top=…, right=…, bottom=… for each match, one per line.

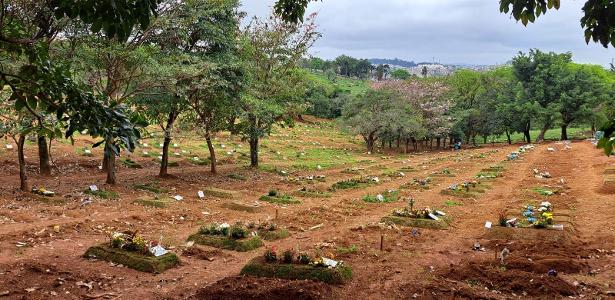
left=240, top=247, right=353, bottom=284
left=84, top=231, right=179, bottom=273
left=381, top=198, right=450, bottom=229
left=187, top=222, right=265, bottom=252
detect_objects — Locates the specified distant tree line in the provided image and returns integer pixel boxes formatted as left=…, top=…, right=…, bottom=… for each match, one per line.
left=333, top=49, right=615, bottom=152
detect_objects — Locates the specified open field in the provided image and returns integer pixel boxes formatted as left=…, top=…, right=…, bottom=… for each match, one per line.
left=0, top=118, right=614, bottom=299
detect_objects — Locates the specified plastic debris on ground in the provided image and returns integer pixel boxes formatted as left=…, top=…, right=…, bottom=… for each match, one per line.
left=321, top=257, right=338, bottom=268
left=81, top=197, right=93, bottom=206
left=149, top=245, right=169, bottom=257
left=89, top=185, right=98, bottom=192
left=472, top=242, right=485, bottom=251
left=32, top=187, right=55, bottom=197
left=173, top=195, right=183, bottom=201
left=197, top=191, right=205, bottom=199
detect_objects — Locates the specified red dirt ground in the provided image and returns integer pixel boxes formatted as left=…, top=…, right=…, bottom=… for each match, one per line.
left=0, top=132, right=613, bottom=299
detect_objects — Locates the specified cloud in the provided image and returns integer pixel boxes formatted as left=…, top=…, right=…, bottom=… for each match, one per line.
left=240, top=0, right=613, bottom=66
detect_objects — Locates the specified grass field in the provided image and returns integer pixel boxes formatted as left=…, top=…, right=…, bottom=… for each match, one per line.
left=486, top=127, right=591, bottom=144
left=306, top=71, right=369, bottom=96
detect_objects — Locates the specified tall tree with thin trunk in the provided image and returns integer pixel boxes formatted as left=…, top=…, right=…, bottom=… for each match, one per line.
left=238, top=12, right=320, bottom=168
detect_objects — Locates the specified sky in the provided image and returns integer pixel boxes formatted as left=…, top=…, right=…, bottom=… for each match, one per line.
left=240, top=0, right=614, bottom=66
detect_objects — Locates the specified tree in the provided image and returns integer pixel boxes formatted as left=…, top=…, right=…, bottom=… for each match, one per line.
left=133, top=0, right=242, bottom=176
left=598, top=118, right=615, bottom=156
left=512, top=49, right=573, bottom=142
left=372, top=78, right=451, bottom=150
left=448, top=69, right=483, bottom=145
left=238, top=13, right=320, bottom=168
left=1, top=0, right=146, bottom=188
left=341, top=89, right=419, bottom=153
left=556, top=64, right=608, bottom=140
left=391, top=69, right=411, bottom=80
left=500, top=0, right=615, bottom=48
left=421, top=66, right=428, bottom=78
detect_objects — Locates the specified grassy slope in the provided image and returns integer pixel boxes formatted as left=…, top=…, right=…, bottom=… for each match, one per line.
left=487, top=127, right=591, bottom=144
left=306, top=71, right=369, bottom=96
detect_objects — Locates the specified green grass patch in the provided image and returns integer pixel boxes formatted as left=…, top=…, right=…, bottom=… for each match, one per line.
left=84, top=189, right=119, bottom=199
left=401, top=177, right=432, bottom=190
left=440, top=182, right=489, bottom=198
left=381, top=215, right=450, bottom=230
left=336, top=245, right=358, bottom=255
left=221, top=202, right=262, bottom=213
left=258, top=228, right=290, bottom=241
left=227, top=173, right=247, bottom=181
left=293, top=188, right=332, bottom=198
left=432, top=168, right=455, bottom=177
left=133, top=197, right=175, bottom=208
left=330, top=176, right=379, bottom=191
left=76, top=147, right=94, bottom=157
left=363, top=190, right=399, bottom=203
left=259, top=194, right=301, bottom=205
left=133, top=182, right=169, bottom=194
left=187, top=234, right=264, bottom=252
left=240, top=256, right=352, bottom=284
left=84, top=244, right=179, bottom=273
left=203, top=187, right=238, bottom=199
left=488, top=127, right=590, bottom=144
left=121, top=158, right=142, bottom=169
left=444, top=200, right=463, bottom=207
left=187, top=156, right=210, bottom=166
left=532, top=187, right=557, bottom=196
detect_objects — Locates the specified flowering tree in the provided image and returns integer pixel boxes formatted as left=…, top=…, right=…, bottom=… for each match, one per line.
left=372, top=78, right=452, bottom=149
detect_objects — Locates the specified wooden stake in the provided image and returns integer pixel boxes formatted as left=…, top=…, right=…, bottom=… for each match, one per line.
left=380, top=234, right=384, bottom=251
left=275, top=209, right=278, bottom=220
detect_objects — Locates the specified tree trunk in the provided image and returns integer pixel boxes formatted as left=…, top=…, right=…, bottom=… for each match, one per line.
left=405, top=139, right=409, bottom=153
left=102, top=138, right=111, bottom=172
left=249, top=135, right=259, bottom=168
left=381, top=140, right=385, bottom=149
left=388, top=140, right=392, bottom=149
left=37, top=135, right=51, bottom=176
left=536, top=122, right=551, bottom=143
left=105, top=140, right=116, bottom=185
left=483, top=136, right=487, bottom=144
left=160, top=135, right=171, bottom=177
left=436, top=137, right=441, bottom=149
left=505, top=130, right=512, bottom=145
left=523, top=130, right=531, bottom=144
left=443, top=137, right=446, bottom=149
left=206, top=133, right=217, bottom=174
left=561, top=124, right=568, bottom=141
left=396, top=137, right=400, bottom=149
left=17, top=135, right=28, bottom=191
left=159, top=111, right=178, bottom=177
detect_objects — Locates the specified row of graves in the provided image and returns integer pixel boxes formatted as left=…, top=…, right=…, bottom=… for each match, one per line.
left=83, top=219, right=354, bottom=284
left=77, top=149, right=513, bottom=286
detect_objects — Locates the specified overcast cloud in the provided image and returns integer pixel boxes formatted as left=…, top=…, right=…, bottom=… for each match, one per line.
left=240, top=0, right=613, bottom=66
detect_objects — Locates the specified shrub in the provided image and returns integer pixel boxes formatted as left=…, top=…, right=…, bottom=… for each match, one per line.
left=282, top=249, right=294, bottom=263
left=230, top=225, right=247, bottom=239
left=264, top=248, right=277, bottom=262
left=268, top=189, right=278, bottom=197
left=298, top=252, right=311, bottom=264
